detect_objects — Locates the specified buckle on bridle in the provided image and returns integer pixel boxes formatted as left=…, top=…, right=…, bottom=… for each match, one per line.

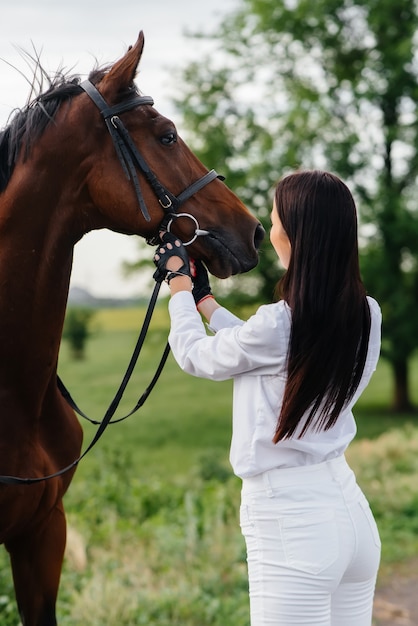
left=159, top=195, right=173, bottom=209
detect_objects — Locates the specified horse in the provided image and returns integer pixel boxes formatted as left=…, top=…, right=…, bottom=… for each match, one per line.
left=0, top=31, right=264, bottom=625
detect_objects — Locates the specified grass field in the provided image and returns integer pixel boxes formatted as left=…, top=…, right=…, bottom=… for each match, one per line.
left=0, top=303, right=417, bottom=625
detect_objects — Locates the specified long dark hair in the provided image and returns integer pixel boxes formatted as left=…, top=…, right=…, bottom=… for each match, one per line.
left=273, top=170, right=371, bottom=442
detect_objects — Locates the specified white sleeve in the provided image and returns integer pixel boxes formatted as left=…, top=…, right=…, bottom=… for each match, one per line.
left=168, top=291, right=286, bottom=381
left=209, top=306, right=244, bottom=331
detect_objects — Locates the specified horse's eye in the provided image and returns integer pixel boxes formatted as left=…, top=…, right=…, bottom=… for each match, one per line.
left=160, top=131, right=177, bottom=146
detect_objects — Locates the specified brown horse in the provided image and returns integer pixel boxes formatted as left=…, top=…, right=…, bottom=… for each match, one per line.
left=0, top=31, right=263, bottom=625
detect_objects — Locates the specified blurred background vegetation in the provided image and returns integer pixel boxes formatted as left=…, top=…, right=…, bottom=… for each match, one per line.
left=126, top=0, right=418, bottom=413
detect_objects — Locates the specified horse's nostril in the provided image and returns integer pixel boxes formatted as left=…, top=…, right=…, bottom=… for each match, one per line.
left=254, top=223, right=265, bottom=250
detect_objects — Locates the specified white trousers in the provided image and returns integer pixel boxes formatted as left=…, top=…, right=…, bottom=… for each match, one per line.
left=240, top=455, right=381, bottom=626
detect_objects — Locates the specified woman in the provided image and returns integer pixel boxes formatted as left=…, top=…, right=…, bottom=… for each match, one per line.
left=154, top=170, right=381, bottom=626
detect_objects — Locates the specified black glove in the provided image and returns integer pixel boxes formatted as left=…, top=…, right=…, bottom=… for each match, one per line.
left=190, top=259, right=213, bottom=305
left=153, top=231, right=191, bottom=283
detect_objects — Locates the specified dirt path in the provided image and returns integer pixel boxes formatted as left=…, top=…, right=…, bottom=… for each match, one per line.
left=373, top=559, right=418, bottom=625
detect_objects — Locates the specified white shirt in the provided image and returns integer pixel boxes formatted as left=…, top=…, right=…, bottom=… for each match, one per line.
left=168, top=292, right=381, bottom=478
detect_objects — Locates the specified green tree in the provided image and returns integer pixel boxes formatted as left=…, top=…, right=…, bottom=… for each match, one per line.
left=174, top=0, right=418, bottom=411
left=63, top=308, right=95, bottom=360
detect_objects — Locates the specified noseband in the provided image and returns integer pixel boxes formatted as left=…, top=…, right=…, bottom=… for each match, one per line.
left=81, top=80, right=222, bottom=244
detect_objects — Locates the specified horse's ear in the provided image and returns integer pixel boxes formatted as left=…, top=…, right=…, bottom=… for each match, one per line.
left=99, top=31, right=145, bottom=99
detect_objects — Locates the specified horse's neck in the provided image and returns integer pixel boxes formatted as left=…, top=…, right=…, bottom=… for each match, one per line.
left=0, top=181, right=77, bottom=394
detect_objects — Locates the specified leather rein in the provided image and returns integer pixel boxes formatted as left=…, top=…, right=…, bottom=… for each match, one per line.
left=0, top=81, right=221, bottom=485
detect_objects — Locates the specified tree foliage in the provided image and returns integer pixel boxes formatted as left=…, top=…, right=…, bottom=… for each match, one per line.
left=63, top=308, right=95, bottom=360
left=174, top=0, right=418, bottom=410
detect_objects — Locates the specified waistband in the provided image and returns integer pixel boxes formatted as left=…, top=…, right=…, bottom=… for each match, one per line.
left=241, top=455, right=352, bottom=495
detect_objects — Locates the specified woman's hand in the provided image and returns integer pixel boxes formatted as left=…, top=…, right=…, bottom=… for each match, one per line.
left=153, top=232, right=191, bottom=283
left=190, top=259, right=213, bottom=306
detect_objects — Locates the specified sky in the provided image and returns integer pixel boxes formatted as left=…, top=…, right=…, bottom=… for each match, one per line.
left=0, top=0, right=238, bottom=298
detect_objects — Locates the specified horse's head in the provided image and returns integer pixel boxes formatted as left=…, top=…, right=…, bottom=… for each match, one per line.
left=78, top=31, right=264, bottom=278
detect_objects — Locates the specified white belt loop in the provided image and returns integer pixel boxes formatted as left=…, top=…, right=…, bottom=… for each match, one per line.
left=263, top=471, right=275, bottom=497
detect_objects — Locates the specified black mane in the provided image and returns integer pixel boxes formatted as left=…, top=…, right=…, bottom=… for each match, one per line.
left=0, top=68, right=107, bottom=192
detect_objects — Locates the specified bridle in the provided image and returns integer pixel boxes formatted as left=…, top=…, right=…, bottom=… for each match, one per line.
left=80, top=79, right=223, bottom=244
left=0, top=81, right=222, bottom=485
